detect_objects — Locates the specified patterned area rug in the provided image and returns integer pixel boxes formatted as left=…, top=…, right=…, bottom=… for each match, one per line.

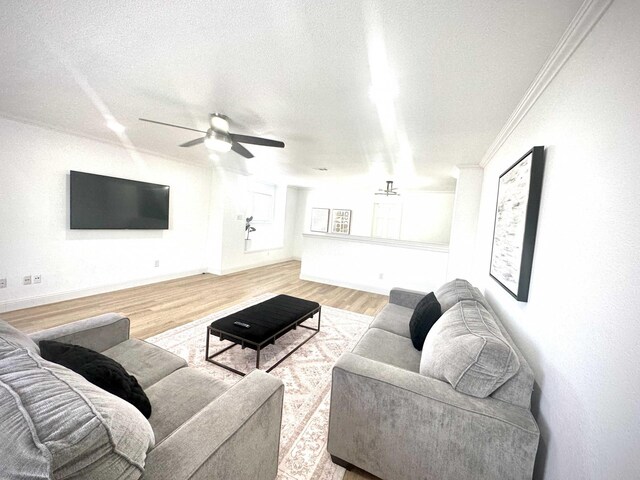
left=146, top=294, right=372, bottom=480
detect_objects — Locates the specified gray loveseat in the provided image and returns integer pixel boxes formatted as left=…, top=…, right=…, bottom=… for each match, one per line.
left=328, top=279, right=540, bottom=480
left=0, top=313, right=284, bottom=480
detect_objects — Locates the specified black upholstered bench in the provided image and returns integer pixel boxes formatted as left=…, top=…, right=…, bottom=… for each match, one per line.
left=205, top=294, right=321, bottom=375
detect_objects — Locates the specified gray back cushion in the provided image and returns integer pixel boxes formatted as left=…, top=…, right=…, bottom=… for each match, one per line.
left=420, top=300, right=520, bottom=398
left=0, top=333, right=154, bottom=480
left=435, top=279, right=489, bottom=313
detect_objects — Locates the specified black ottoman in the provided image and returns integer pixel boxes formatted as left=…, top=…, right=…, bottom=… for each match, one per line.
left=206, top=294, right=321, bottom=375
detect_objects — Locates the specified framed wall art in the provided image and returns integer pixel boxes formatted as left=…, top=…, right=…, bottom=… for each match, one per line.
left=330, top=209, right=352, bottom=234
left=310, top=208, right=330, bottom=233
left=489, top=146, right=545, bottom=302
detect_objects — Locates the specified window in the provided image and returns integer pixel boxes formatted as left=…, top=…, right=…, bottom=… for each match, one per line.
left=249, top=183, right=275, bottom=223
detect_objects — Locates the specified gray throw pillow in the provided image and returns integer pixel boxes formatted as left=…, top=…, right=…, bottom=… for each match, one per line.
left=420, top=300, right=520, bottom=398
left=0, top=335, right=154, bottom=480
left=0, top=319, right=40, bottom=354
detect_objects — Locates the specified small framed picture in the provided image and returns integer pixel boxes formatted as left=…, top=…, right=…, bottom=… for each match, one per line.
left=310, top=208, right=330, bottom=233
left=331, top=209, right=352, bottom=234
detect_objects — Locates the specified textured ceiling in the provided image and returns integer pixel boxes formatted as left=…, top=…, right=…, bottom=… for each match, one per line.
left=0, top=0, right=582, bottom=189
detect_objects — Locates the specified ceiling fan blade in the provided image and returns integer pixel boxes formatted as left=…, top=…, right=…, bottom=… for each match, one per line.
left=231, top=141, right=254, bottom=158
left=179, top=137, right=206, bottom=147
left=139, top=118, right=207, bottom=134
left=229, top=133, right=284, bottom=148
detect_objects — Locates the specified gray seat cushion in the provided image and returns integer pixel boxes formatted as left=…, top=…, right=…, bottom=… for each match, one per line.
left=145, top=368, right=230, bottom=444
left=369, top=304, right=413, bottom=339
left=420, top=300, right=520, bottom=398
left=352, top=328, right=421, bottom=373
left=102, top=339, right=187, bottom=389
left=0, top=335, right=154, bottom=480
left=435, top=278, right=489, bottom=313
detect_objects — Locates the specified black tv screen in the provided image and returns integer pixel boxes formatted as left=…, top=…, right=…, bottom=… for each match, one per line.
left=70, top=171, right=170, bottom=229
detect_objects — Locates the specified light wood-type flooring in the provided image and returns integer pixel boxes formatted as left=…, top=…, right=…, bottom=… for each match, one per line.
left=3, top=260, right=387, bottom=337
left=2, top=259, right=385, bottom=479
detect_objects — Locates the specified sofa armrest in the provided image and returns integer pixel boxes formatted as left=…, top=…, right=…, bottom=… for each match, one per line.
left=328, top=353, right=539, bottom=480
left=389, top=288, right=427, bottom=309
left=143, top=369, right=284, bottom=480
left=29, top=313, right=130, bottom=352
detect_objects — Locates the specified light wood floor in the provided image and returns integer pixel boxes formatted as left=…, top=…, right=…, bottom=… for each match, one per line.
left=3, top=260, right=387, bottom=338
left=2, top=259, right=385, bottom=479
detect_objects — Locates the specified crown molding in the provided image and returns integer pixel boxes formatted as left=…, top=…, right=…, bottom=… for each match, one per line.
left=479, top=0, right=613, bottom=167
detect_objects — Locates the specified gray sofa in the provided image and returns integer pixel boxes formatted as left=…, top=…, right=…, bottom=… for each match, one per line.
left=0, top=313, right=284, bottom=480
left=328, top=279, right=540, bottom=480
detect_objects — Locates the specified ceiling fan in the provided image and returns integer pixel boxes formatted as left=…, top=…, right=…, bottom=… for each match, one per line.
left=139, top=114, right=285, bottom=159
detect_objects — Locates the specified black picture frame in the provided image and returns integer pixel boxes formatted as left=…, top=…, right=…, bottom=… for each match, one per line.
left=489, top=146, right=545, bottom=302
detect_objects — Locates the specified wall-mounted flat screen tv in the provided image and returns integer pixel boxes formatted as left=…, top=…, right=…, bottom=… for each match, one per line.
left=70, top=171, right=170, bottom=229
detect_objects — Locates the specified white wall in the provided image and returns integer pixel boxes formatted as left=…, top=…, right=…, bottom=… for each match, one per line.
left=295, top=186, right=454, bottom=294
left=299, top=187, right=454, bottom=243
left=447, top=166, right=484, bottom=280
left=0, top=118, right=211, bottom=311
left=399, top=191, right=455, bottom=244
left=291, top=187, right=308, bottom=259
left=205, top=169, right=298, bottom=275
left=474, top=1, right=640, bottom=478
left=300, top=234, right=448, bottom=295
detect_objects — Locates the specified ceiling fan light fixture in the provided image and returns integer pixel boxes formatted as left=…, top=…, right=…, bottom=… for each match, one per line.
left=204, top=131, right=232, bottom=153
left=210, top=114, right=229, bottom=133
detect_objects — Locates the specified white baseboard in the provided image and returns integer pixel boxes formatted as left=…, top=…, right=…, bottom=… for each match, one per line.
left=299, top=273, right=390, bottom=296
left=0, top=269, right=207, bottom=313
left=219, top=257, right=297, bottom=276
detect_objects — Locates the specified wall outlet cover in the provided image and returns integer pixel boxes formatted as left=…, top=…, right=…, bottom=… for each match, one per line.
left=34, top=275, right=42, bottom=284
left=0, top=278, right=6, bottom=288
left=154, top=260, right=160, bottom=267
left=23, top=275, right=32, bottom=285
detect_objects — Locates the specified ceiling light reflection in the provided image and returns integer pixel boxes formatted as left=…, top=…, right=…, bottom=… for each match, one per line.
left=365, top=3, right=416, bottom=185
left=105, top=116, right=126, bottom=134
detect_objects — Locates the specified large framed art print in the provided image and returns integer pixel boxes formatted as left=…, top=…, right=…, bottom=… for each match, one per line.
left=489, top=146, right=545, bottom=302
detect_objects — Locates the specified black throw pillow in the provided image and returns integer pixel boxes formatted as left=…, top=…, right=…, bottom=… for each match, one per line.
left=409, top=292, right=442, bottom=350
left=39, top=340, right=152, bottom=418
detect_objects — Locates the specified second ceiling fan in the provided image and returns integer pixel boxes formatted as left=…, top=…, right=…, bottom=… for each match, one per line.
left=139, top=114, right=285, bottom=159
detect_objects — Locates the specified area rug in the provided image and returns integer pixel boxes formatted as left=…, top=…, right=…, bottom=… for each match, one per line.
left=146, top=293, right=373, bottom=480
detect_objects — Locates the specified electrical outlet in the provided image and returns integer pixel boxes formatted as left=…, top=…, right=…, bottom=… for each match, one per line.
left=34, top=274, right=41, bottom=284
left=23, top=275, right=32, bottom=285
left=378, top=273, right=384, bottom=280
left=154, top=260, right=160, bottom=268
left=0, top=278, right=6, bottom=288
